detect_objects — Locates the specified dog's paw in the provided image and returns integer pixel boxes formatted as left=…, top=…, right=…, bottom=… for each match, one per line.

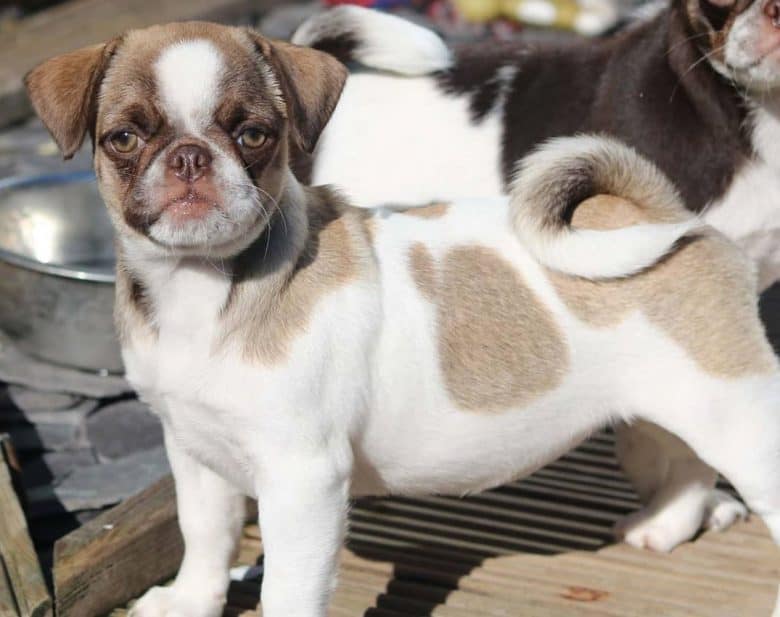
left=703, top=490, right=748, bottom=531
left=129, top=585, right=224, bottom=617
left=128, top=587, right=183, bottom=617
left=614, top=490, right=748, bottom=552
left=614, top=511, right=687, bottom=553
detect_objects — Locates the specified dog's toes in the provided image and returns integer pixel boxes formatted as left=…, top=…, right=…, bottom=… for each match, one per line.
left=128, top=587, right=181, bottom=617
left=614, top=513, right=681, bottom=553
left=704, top=490, right=748, bottom=531
left=615, top=489, right=748, bottom=552
left=129, top=585, right=222, bottom=617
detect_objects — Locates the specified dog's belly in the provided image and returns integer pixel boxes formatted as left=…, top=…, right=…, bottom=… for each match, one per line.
left=354, top=297, right=759, bottom=499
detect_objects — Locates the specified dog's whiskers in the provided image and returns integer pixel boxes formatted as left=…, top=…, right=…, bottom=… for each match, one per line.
left=670, top=44, right=726, bottom=102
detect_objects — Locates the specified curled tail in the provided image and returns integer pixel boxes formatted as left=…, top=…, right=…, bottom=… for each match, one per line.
left=292, top=6, right=452, bottom=76
left=510, top=135, right=702, bottom=279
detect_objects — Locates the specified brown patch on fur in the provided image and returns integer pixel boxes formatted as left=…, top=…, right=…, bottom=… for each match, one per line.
left=251, top=37, right=349, bottom=154
left=408, top=243, right=437, bottom=302
left=401, top=202, right=450, bottom=219
left=25, top=38, right=121, bottom=158
left=409, top=244, right=568, bottom=412
left=114, top=261, right=157, bottom=344
left=362, top=213, right=378, bottom=243
left=551, top=230, right=776, bottom=377
left=223, top=186, right=371, bottom=363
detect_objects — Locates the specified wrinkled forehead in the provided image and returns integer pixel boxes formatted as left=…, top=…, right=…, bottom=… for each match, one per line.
left=98, top=22, right=285, bottom=132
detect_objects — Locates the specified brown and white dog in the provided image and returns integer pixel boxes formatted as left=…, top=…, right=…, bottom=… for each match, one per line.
left=293, top=0, right=780, bottom=552
left=25, top=21, right=780, bottom=617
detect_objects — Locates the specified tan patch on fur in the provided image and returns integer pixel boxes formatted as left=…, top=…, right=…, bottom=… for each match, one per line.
left=401, top=202, right=450, bottom=219
left=551, top=230, right=776, bottom=377
left=571, top=195, right=649, bottom=230
left=409, top=244, right=568, bottom=412
left=363, top=214, right=378, bottom=243
left=114, top=258, right=157, bottom=345
left=25, top=39, right=120, bottom=158
left=259, top=38, right=348, bottom=153
left=409, top=243, right=437, bottom=302
left=223, top=187, right=371, bottom=363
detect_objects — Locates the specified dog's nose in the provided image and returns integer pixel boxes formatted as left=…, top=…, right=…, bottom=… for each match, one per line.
left=167, top=144, right=212, bottom=182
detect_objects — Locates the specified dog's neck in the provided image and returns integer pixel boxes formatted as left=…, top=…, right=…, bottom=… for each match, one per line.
left=114, top=172, right=315, bottom=344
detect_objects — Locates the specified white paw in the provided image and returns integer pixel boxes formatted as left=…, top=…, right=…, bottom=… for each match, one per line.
left=614, top=510, right=689, bottom=553
left=129, top=585, right=224, bottom=617
left=703, top=490, right=748, bottom=531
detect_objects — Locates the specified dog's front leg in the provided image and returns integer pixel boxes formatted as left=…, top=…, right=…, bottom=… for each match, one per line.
left=130, top=424, right=246, bottom=617
left=257, top=450, right=351, bottom=617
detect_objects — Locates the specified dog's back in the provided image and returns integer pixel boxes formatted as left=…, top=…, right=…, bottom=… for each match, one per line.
left=294, top=6, right=748, bottom=212
left=347, top=136, right=773, bottom=496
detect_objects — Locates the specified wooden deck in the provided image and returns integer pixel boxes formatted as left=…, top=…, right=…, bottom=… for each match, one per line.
left=115, top=432, right=780, bottom=616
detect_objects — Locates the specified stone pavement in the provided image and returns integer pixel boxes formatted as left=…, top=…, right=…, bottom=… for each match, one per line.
left=0, top=374, right=168, bottom=572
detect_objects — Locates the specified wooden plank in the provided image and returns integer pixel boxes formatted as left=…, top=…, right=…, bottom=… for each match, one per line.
left=0, top=0, right=289, bottom=129
left=0, top=434, right=52, bottom=617
left=118, top=434, right=780, bottom=616
left=0, top=556, right=20, bottom=616
left=53, top=474, right=182, bottom=617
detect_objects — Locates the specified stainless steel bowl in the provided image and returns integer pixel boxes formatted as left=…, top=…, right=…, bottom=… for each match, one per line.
left=0, top=172, right=122, bottom=373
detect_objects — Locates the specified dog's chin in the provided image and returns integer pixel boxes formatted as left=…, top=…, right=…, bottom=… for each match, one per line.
left=722, top=61, right=780, bottom=93
left=144, top=204, right=269, bottom=259
left=718, top=38, right=780, bottom=93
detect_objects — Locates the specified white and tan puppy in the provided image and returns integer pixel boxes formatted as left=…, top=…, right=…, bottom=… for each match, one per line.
left=25, top=22, right=780, bottom=617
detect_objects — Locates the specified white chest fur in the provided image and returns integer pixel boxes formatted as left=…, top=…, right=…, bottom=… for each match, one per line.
left=705, top=106, right=780, bottom=290
left=124, top=261, right=229, bottom=396
left=121, top=260, right=262, bottom=493
left=120, top=254, right=379, bottom=497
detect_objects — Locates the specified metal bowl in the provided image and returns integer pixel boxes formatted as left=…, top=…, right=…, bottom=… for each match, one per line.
left=0, top=172, right=122, bottom=373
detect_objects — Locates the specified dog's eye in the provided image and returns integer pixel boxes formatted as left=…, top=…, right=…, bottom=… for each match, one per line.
left=109, top=131, right=140, bottom=154
left=237, top=128, right=267, bottom=149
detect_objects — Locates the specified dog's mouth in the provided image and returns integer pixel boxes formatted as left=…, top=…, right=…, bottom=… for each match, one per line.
left=165, top=190, right=219, bottom=223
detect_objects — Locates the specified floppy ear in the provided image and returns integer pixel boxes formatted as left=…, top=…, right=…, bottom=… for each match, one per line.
left=252, top=34, right=348, bottom=154
left=24, top=39, right=119, bottom=159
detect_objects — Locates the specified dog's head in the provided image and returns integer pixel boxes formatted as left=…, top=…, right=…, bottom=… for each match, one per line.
left=681, top=0, right=780, bottom=91
left=25, top=22, right=347, bottom=258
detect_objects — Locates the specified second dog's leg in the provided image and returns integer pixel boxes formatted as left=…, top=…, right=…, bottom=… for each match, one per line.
left=614, top=421, right=747, bottom=552
left=130, top=424, right=246, bottom=617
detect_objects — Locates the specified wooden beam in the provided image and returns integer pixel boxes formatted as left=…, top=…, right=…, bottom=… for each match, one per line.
left=0, top=434, right=52, bottom=617
left=0, top=0, right=288, bottom=129
left=0, top=553, right=20, bottom=616
left=54, top=474, right=183, bottom=617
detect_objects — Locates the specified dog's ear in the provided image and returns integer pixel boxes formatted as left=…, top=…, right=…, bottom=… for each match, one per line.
left=24, top=39, right=120, bottom=159
left=251, top=33, right=348, bottom=154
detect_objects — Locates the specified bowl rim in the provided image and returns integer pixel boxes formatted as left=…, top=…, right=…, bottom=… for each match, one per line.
left=0, top=171, right=115, bottom=284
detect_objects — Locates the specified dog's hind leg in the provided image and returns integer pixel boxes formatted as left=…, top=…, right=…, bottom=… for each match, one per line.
left=640, top=371, right=780, bottom=588
left=613, top=420, right=747, bottom=552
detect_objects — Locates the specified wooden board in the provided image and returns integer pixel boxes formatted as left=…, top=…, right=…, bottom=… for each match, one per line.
left=112, top=432, right=779, bottom=617
left=0, top=434, right=52, bottom=617
left=53, top=475, right=183, bottom=617
left=0, top=0, right=288, bottom=129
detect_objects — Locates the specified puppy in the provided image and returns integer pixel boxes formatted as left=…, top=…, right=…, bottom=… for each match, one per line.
left=293, top=2, right=780, bottom=552
left=25, top=22, right=780, bottom=617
